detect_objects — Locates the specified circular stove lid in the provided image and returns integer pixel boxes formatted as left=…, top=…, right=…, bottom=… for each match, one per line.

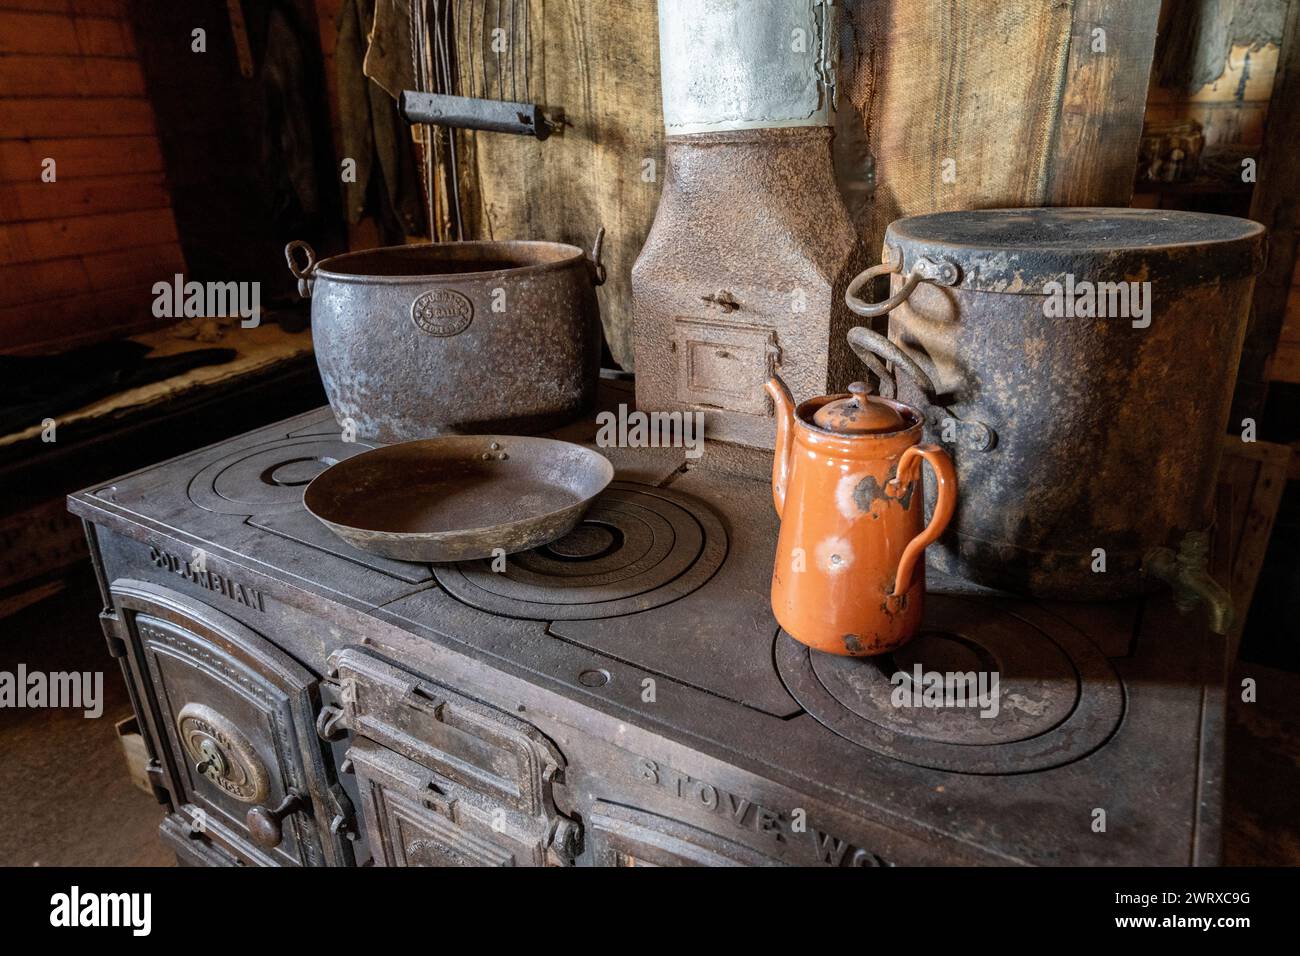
left=434, top=483, right=726, bottom=620
left=188, top=437, right=376, bottom=515
left=776, top=595, right=1124, bottom=774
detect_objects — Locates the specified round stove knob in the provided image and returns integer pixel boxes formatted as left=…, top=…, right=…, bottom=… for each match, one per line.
left=246, top=790, right=307, bottom=850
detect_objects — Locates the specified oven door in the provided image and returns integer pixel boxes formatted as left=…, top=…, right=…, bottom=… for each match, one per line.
left=104, top=579, right=353, bottom=867
left=330, top=647, right=580, bottom=866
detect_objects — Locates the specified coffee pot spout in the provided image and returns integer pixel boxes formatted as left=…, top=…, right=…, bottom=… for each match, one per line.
left=766, top=376, right=796, bottom=517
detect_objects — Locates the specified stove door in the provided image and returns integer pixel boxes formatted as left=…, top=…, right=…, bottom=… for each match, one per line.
left=347, top=738, right=545, bottom=866
left=673, top=317, right=779, bottom=416
left=105, top=579, right=352, bottom=867
left=330, top=647, right=579, bottom=866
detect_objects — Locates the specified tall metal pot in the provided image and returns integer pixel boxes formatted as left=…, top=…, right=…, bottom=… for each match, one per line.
left=845, top=208, right=1266, bottom=615
left=286, top=234, right=606, bottom=442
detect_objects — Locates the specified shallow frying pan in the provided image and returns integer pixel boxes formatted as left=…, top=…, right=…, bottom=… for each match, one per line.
left=304, top=436, right=613, bottom=563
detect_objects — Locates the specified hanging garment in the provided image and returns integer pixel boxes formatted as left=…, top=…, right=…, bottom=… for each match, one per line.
left=259, top=4, right=322, bottom=227
left=338, top=0, right=426, bottom=240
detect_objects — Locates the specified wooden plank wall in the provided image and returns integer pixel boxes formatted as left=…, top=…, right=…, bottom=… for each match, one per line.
left=458, top=0, right=663, bottom=369
left=1272, top=258, right=1300, bottom=384
left=0, top=0, right=184, bottom=353
left=842, top=0, right=1159, bottom=256
left=447, top=0, right=1159, bottom=369
left=1146, top=42, right=1279, bottom=149
left=1218, top=436, right=1293, bottom=662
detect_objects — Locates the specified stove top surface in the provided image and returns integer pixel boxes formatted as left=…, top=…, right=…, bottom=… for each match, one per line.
left=72, top=402, right=1227, bottom=865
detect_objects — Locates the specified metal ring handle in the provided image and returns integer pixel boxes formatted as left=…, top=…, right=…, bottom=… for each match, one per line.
left=285, top=240, right=316, bottom=279
left=854, top=352, right=895, bottom=398
left=847, top=326, right=936, bottom=397
left=285, top=240, right=317, bottom=298
left=845, top=262, right=920, bottom=318
left=588, top=227, right=607, bottom=286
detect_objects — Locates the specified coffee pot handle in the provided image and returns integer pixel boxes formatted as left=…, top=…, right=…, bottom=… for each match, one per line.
left=889, top=444, right=957, bottom=598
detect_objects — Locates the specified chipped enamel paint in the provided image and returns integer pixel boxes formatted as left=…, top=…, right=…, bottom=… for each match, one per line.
left=836, top=472, right=868, bottom=519
left=815, top=536, right=853, bottom=574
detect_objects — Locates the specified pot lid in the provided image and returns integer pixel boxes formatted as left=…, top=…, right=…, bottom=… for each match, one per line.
left=882, top=207, right=1266, bottom=295
left=813, top=383, right=906, bottom=434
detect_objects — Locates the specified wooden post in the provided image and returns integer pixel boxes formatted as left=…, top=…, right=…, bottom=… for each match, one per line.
left=1235, top=0, right=1300, bottom=424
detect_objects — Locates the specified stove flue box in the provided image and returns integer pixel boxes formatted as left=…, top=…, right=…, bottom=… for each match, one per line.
left=632, top=0, right=865, bottom=449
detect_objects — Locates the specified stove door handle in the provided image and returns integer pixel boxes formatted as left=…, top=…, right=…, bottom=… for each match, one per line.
left=246, top=790, right=307, bottom=850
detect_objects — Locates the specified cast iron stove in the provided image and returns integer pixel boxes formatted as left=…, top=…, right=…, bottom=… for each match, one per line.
left=70, top=394, right=1227, bottom=866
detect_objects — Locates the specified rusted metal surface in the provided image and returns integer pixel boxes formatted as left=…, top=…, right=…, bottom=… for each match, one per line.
left=1145, top=532, right=1235, bottom=635
left=303, top=436, right=613, bottom=562
left=67, top=400, right=1229, bottom=866
left=433, top=482, right=728, bottom=620
left=286, top=235, right=605, bottom=442
left=868, top=208, right=1265, bottom=294
left=632, top=125, right=866, bottom=449
left=846, top=207, right=1266, bottom=601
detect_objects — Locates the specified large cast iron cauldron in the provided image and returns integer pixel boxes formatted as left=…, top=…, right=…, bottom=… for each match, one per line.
left=286, top=234, right=606, bottom=442
left=845, top=208, right=1265, bottom=613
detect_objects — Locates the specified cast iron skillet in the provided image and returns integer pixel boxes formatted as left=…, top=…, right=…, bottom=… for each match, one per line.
left=304, top=436, right=614, bottom=563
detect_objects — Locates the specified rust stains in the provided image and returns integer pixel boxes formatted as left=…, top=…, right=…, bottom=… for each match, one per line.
left=852, top=467, right=917, bottom=514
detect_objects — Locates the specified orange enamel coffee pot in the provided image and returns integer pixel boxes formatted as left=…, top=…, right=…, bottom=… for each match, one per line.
left=766, top=376, right=957, bottom=657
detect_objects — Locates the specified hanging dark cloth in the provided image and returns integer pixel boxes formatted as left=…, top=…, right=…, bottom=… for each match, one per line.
left=258, top=4, right=323, bottom=233
left=338, top=0, right=426, bottom=241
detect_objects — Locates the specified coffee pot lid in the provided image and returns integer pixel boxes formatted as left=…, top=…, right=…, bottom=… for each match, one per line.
left=812, top=382, right=906, bottom=434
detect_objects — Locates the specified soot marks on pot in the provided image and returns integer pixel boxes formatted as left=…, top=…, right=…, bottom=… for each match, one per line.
left=843, top=633, right=864, bottom=654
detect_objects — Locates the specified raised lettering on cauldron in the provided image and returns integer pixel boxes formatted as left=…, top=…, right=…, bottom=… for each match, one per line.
left=411, top=288, right=473, bottom=336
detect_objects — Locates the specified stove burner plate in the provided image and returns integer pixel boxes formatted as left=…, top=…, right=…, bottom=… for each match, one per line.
left=434, top=483, right=726, bottom=620
left=776, top=595, right=1124, bottom=774
left=188, top=437, right=375, bottom=515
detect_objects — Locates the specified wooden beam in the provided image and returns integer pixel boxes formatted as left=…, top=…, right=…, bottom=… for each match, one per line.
left=1217, top=435, right=1293, bottom=663
left=1236, top=0, right=1300, bottom=420
left=1045, top=0, right=1162, bottom=205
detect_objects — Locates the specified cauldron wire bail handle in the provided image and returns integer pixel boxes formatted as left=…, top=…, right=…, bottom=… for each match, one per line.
left=285, top=240, right=317, bottom=298
left=888, top=443, right=957, bottom=600
left=847, top=325, right=937, bottom=399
